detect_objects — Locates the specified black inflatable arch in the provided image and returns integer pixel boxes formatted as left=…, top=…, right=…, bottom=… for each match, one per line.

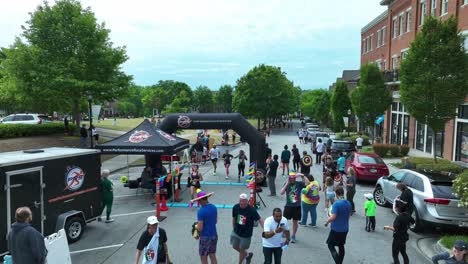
left=158, top=113, right=266, bottom=169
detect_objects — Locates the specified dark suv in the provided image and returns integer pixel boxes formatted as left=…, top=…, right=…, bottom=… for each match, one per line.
left=330, top=140, right=355, bottom=161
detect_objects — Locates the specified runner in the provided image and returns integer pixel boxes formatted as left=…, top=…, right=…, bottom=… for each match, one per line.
left=209, top=144, right=220, bottom=175
left=188, top=165, right=204, bottom=206
left=235, top=150, right=248, bottom=180
left=291, top=144, right=301, bottom=172
left=222, top=150, right=234, bottom=180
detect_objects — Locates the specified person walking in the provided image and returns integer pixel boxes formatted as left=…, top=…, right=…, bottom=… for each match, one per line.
left=355, top=134, right=364, bottom=151
left=188, top=165, right=203, bottom=206
left=364, top=193, right=377, bottom=232
left=336, top=153, right=346, bottom=177
left=7, top=207, right=47, bottom=264
left=315, top=139, right=325, bottom=165
left=324, top=186, right=352, bottom=264
left=300, top=175, right=321, bottom=227
left=280, top=145, right=291, bottom=176
left=235, top=150, right=248, bottom=180
left=262, top=208, right=291, bottom=264
left=324, top=177, right=336, bottom=210
left=80, top=124, right=88, bottom=147
left=298, top=129, right=304, bottom=144
left=300, top=151, right=312, bottom=176
left=134, top=216, right=171, bottom=264
left=100, top=169, right=115, bottom=223
left=193, top=192, right=217, bottom=264
left=345, top=167, right=357, bottom=214
left=231, top=193, right=264, bottom=264
left=432, top=240, right=467, bottom=264
left=280, top=173, right=309, bottom=243
left=291, top=144, right=301, bottom=172
left=267, top=154, right=279, bottom=196
left=384, top=201, right=415, bottom=264
left=222, top=150, right=234, bottom=180
left=209, top=144, right=220, bottom=175
left=323, top=157, right=338, bottom=187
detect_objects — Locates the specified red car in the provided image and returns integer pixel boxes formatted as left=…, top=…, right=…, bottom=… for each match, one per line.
left=344, top=152, right=389, bottom=182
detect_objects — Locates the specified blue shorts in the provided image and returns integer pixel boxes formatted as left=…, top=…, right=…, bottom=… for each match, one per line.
left=327, top=192, right=336, bottom=200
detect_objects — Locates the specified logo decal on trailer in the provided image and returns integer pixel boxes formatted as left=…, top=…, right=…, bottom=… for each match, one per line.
left=64, top=166, right=85, bottom=191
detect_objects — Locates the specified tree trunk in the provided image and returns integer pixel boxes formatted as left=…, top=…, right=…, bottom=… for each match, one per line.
left=432, top=129, right=437, bottom=164
left=72, top=99, right=81, bottom=128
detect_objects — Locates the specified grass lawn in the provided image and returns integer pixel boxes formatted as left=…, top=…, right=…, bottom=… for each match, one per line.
left=440, top=235, right=468, bottom=249
left=360, top=146, right=375, bottom=154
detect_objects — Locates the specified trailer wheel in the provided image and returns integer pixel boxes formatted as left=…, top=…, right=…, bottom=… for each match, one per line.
left=65, top=216, right=85, bottom=243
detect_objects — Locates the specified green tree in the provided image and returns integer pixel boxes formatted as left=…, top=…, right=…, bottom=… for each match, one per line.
left=400, top=16, right=468, bottom=161
left=163, top=90, right=192, bottom=114
left=116, top=101, right=136, bottom=116
left=300, top=89, right=331, bottom=126
left=330, top=80, right=351, bottom=132
left=141, top=80, right=193, bottom=115
left=215, top=85, right=233, bottom=112
left=351, top=63, right=392, bottom=138
left=2, top=0, right=131, bottom=125
left=233, top=64, right=297, bottom=128
left=193, top=85, right=214, bottom=113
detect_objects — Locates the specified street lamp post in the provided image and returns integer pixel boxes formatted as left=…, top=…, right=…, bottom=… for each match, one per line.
left=347, top=109, right=351, bottom=137
left=88, top=94, right=94, bottom=148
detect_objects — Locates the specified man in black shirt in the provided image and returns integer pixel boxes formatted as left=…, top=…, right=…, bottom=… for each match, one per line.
left=300, top=151, right=312, bottom=175
left=397, top=183, right=414, bottom=215
left=134, top=216, right=171, bottom=264
left=384, top=201, right=415, bottom=264
left=267, top=155, right=279, bottom=196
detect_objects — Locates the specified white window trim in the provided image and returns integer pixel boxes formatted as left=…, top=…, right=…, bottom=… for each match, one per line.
left=463, top=0, right=468, bottom=7
left=382, top=26, right=386, bottom=45
left=377, top=30, right=381, bottom=48
left=452, top=103, right=468, bottom=161
left=420, top=0, right=427, bottom=26
left=399, top=13, right=405, bottom=36
left=370, top=34, right=374, bottom=51
left=383, top=59, right=387, bottom=70
left=401, top=48, right=410, bottom=53
left=431, top=0, right=437, bottom=16
left=391, top=54, right=399, bottom=70
left=393, top=16, right=398, bottom=39
left=441, top=0, right=448, bottom=16
left=406, top=9, right=412, bottom=33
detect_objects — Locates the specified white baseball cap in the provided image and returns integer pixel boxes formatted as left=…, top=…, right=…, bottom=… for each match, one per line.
left=147, top=216, right=159, bottom=225
left=364, top=193, right=373, bottom=200
left=239, top=193, right=248, bottom=200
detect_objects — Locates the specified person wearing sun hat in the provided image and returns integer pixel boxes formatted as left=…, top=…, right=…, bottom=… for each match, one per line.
left=192, top=191, right=217, bottom=264
left=432, top=240, right=467, bottom=263
left=134, top=216, right=171, bottom=264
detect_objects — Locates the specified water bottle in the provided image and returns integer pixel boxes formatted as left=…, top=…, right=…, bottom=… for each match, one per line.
left=281, top=242, right=288, bottom=251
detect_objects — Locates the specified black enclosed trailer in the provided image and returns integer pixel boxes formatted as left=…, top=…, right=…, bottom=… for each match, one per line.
left=0, top=147, right=103, bottom=257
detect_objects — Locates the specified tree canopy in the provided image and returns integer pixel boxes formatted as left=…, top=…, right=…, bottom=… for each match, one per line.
left=215, top=85, right=233, bottom=112
left=2, top=0, right=132, bottom=124
left=193, top=85, right=215, bottom=113
left=141, top=80, right=193, bottom=115
left=300, top=89, right=331, bottom=125
left=330, top=80, right=351, bottom=132
left=400, top=16, right=468, bottom=161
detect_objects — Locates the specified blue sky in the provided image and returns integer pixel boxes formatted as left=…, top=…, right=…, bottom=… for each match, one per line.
left=1, top=1, right=386, bottom=90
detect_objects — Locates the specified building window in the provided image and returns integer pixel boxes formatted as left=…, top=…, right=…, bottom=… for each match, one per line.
left=392, top=56, right=399, bottom=69
left=370, top=34, right=374, bottom=51
left=382, top=27, right=386, bottom=45
left=393, top=17, right=398, bottom=38
left=458, top=105, right=468, bottom=119
left=431, top=0, right=437, bottom=16
left=377, top=30, right=381, bottom=47
left=441, top=0, right=448, bottom=15
left=366, top=37, right=370, bottom=53
left=455, top=122, right=468, bottom=162
left=362, top=40, right=365, bottom=54
left=420, top=0, right=427, bottom=25
left=464, top=0, right=468, bottom=5
left=399, top=14, right=404, bottom=36
left=406, top=10, right=412, bottom=32
left=401, top=50, right=409, bottom=60
left=383, top=59, right=387, bottom=70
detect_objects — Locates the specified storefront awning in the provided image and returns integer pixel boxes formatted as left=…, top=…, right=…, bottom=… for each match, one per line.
left=375, top=115, right=385, bottom=125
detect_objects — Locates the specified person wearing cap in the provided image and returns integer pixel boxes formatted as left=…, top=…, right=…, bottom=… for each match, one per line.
left=364, top=193, right=376, bottom=232
left=193, top=192, right=217, bottom=264
left=134, top=216, right=171, bottom=264
left=231, top=193, right=264, bottom=264
left=99, top=169, right=114, bottom=223
left=280, top=172, right=309, bottom=243
left=324, top=186, right=352, bottom=264
left=209, top=144, right=220, bottom=175
left=432, top=240, right=467, bottom=264
left=384, top=200, right=415, bottom=264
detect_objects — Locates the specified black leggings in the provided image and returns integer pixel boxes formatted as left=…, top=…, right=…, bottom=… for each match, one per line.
left=238, top=163, right=245, bottom=176
left=392, top=239, right=409, bottom=264
left=328, top=244, right=345, bottom=264
left=293, top=159, right=300, bottom=171
left=316, top=152, right=323, bottom=165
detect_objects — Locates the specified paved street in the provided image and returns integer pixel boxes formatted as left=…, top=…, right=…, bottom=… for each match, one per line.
left=70, top=129, right=432, bottom=264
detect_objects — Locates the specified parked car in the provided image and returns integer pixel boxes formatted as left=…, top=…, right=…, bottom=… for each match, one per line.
left=373, top=169, right=468, bottom=232
left=0, top=113, right=48, bottom=124
left=330, top=140, right=355, bottom=161
left=344, top=152, right=389, bottom=181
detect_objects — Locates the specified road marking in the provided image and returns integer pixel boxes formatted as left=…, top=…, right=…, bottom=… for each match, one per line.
left=70, top=244, right=124, bottom=254
left=111, top=210, right=155, bottom=218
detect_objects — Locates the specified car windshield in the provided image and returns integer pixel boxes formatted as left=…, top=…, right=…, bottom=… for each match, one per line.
left=333, top=142, right=354, bottom=149
left=358, top=155, right=384, bottom=164
left=2, top=116, right=14, bottom=121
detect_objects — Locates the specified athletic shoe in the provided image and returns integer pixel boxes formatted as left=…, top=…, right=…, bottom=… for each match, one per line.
left=298, top=222, right=305, bottom=226
left=291, top=236, right=296, bottom=243
left=105, top=219, right=115, bottom=223
left=97, top=217, right=102, bottom=222
left=246, top=252, right=253, bottom=264
left=225, top=176, right=229, bottom=180
left=309, top=224, right=317, bottom=228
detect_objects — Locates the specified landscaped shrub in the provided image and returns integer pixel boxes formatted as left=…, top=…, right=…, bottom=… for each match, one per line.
left=453, top=170, right=468, bottom=208
left=408, top=157, right=453, bottom=165
left=389, top=144, right=400, bottom=157
left=0, top=123, right=76, bottom=139
left=339, top=134, right=370, bottom=146
left=400, top=145, right=410, bottom=156
left=372, top=144, right=389, bottom=157
left=416, top=163, right=465, bottom=174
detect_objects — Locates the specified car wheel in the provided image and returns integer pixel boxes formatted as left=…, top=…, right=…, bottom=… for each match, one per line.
left=409, top=206, right=424, bottom=233
left=65, top=216, right=85, bottom=243
left=373, top=185, right=389, bottom=207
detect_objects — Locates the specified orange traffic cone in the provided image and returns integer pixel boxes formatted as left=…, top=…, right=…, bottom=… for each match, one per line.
left=160, top=196, right=169, bottom=211
left=248, top=187, right=255, bottom=207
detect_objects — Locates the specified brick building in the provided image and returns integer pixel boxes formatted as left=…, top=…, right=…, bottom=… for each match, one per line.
left=361, top=0, right=468, bottom=163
